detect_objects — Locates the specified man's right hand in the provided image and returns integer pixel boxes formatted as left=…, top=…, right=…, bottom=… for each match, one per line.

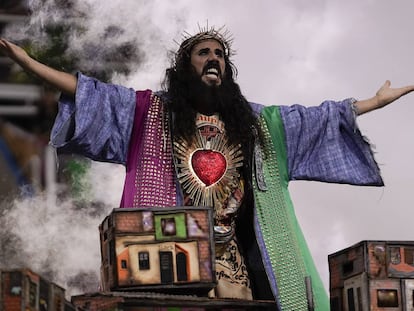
left=0, top=38, right=77, bottom=96
left=0, top=38, right=29, bottom=63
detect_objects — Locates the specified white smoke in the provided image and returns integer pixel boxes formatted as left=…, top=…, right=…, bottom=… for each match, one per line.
left=0, top=159, right=127, bottom=297
left=2, top=0, right=414, bottom=299
left=1, top=0, right=191, bottom=297
left=0, top=193, right=108, bottom=296
left=6, top=0, right=189, bottom=89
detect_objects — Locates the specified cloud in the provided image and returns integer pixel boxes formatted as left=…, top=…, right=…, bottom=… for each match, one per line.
left=2, top=0, right=414, bottom=298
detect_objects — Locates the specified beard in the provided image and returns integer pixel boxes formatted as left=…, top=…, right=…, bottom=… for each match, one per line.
left=186, top=71, right=231, bottom=115
left=166, top=61, right=257, bottom=150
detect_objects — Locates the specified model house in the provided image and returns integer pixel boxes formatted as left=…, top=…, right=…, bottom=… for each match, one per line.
left=99, top=207, right=215, bottom=294
left=329, top=240, right=414, bottom=310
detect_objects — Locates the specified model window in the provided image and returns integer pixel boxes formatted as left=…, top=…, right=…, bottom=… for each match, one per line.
left=161, top=218, right=176, bottom=236
left=138, top=251, right=150, bottom=270
left=121, top=260, right=127, bottom=269
left=176, top=252, right=188, bottom=281
left=390, top=247, right=401, bottom=265
left=342, top=261, right=354, bottom=276
left=108, top=240, right=115, bottom=265
left=330, top=297, right=340, bottom=311
left=347, top=288, right=355, bottom=311
left=142, top=211, right=153, bottom=231
left=377, top=289, right=398, bottom=308
left=404, top=247, right=414, bottom=265
left=9, top=271, right=22, bottom=295
left=356, top=287, right=363, bottom=311
left=39, top=278, right=49, bottom=311
left=29, top=280, right=37, bottom=308
left=54, top=293, right=63, bottom=310
left=154, top=213, right=187, bottom=240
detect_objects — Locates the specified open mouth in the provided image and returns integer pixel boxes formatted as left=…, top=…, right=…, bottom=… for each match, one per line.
left=205, top=68, right=219, bottom=77
left=203, top=63, right=221, bottom=79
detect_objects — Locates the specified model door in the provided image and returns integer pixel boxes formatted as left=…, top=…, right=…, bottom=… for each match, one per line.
left=159, top=251, right=174, bottom=284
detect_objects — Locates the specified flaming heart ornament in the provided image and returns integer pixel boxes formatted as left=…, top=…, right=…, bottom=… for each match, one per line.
left=174, top=130, right=243, bottom=206
left=191, top=150, right=227, bottom=186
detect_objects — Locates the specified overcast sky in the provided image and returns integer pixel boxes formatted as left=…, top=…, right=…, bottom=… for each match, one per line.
left=4, top=0, right=414, bottom=295
left=164, top=0, right=414, bottom=290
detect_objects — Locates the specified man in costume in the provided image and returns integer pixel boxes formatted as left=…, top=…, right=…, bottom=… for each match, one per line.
left=1, top=28, right=413, bottom=310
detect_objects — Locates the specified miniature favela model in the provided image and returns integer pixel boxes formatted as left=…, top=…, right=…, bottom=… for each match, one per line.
left=99, top=207, right=216, bottom=294
left=69, top=207, right=277, bottom=310
left=0, top=268, right=75, bottom=311
left=329, top=240, right=414, bottom=311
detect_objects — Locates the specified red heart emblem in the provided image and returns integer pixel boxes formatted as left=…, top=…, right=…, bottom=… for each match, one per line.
left=191, top=150, right=227, bottom=186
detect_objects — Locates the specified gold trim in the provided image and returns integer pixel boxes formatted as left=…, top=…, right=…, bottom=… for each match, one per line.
left=174, top=130, right=243, bottom=207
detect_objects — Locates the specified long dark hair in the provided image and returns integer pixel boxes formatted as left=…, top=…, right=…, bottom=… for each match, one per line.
left=162, top=44, right=260, bottom=250
left=162, top=47, right=258, bottom=152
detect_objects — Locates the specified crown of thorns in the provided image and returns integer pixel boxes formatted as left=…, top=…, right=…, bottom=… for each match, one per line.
left=175, top=26, right=234, bottom=64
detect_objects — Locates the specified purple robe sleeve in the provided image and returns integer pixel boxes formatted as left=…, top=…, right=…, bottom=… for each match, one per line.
left=50, top=73, right=136, bottom=164
left=279, top=98, right=384, bottom=186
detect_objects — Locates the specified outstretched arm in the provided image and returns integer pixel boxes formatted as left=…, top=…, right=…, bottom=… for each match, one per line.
left=354, top=80, right=414, bottom=115
left=0, top=38, right=77, bottom=96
